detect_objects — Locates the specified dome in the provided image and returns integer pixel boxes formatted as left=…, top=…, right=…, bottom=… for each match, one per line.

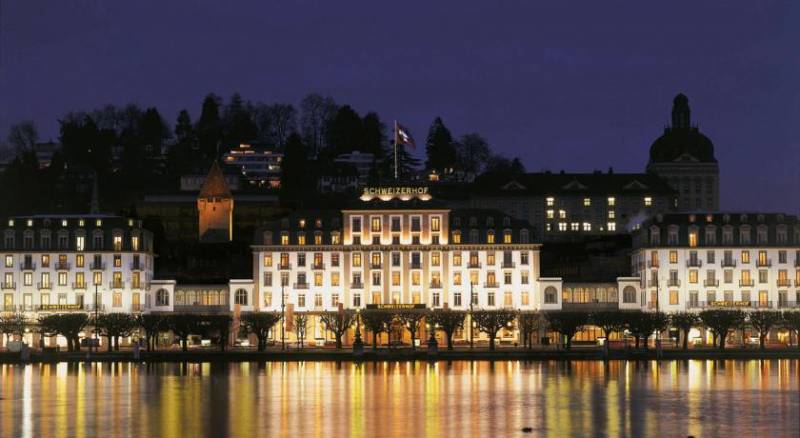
left=648, top=94, right=716, bottom=163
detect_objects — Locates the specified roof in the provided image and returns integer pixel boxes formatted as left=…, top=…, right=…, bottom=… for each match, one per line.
left=470, top=172, right=675, bottom=197
left=648, top=94, right=716, bottom=164
left=198, top=161, right=232, bottom=198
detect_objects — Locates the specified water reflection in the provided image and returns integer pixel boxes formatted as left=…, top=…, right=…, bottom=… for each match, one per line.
left=1, top=360, right=798, bottom=437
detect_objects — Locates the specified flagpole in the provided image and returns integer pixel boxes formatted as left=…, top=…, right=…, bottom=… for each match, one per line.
left=394, top=120, right=399, bottom=181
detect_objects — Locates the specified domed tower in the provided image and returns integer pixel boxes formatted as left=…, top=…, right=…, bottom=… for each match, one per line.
left=647, top=94, right=719, bottom=211
left=197, top=161, right=234, bottom=242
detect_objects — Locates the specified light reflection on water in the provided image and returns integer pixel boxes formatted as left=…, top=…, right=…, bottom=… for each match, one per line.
left=0, top=360, right=798, bottom=437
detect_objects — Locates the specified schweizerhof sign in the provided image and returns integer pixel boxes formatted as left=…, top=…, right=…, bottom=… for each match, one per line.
left=360, top=186, right=431, bottom=201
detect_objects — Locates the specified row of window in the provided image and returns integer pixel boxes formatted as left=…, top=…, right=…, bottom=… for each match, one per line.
left=661, top=290, right=800, bottom=306
left=546, top=222, right=617, bottom=232
left=3, top=233, right=142, bottom=251
left=648, top=250, right=800, bottom=267
left=261, top=290, right=534, bottom=308
left=4, top=254, right=145, bottom=270
left=263, top=251, right=530, bottom=269
left=647, top=269, right=800, bottom=287
left=1, top=291, right=145, bottom=310
left=546, top=196, right=624, bottom=207
left=262, top=270, right=532, bottom=288
left=271, top=230, right=529, bottom=245
left=650, top=223, right=797, bottom=246
left=1, top=271, right=145, bottom=289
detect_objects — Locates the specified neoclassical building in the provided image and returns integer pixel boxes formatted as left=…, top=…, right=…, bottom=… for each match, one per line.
left=647, top=93, right=720, bottom=211
left=632, top=212, right=800, bottom=311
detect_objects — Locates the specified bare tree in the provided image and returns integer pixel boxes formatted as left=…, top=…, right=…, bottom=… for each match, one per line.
left=455, top=133, right=491, bottom=175
left=300, top=93, right=337, bottom=155
left=472, top=309, right=516, bottom=350
left=319, top=310, right=357, bottom=349
left=7, top=121, right=38, bottom=154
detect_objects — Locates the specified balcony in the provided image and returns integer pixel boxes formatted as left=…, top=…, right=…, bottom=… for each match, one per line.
left=19, top=262, right=36, bottom=270
left=687, top=301, right=704, bottom=309
left=777, top=279, right=792, bottom=287
left=370, top=263, right=382, bottom=270
left=108, top=281, right=125, bottom=289
left=293, top=282, right=309, bottom=290
left=55, top=262, right=71, bottom=270
left=703, top=279, right=719, bottom=287
left=647, top=260, right=659, bottom=268
left=410, top=262, right=422, bottom=269
left=173, top=304, right=229, bottom=314
left=796, top=280, right=800, bottom=287
left=279, top=263, right=292, bottom=270
left=753, top=301, right=773, bottom=309
left=795, top=259, right=800, bottom=267
left=562, top=302, right=619, bottom=311
left=502, top=261, right=515, bottom=269
left=131, top=304, right=142, bottom=312
left=91, top=262, right=106, bottom=270
left=778, top=301, right=800, bottom=309
left=484, top=282, right=499, bottom=288
left=430, top=282, right=443, bottom=289
left=1, top=282, right=15, bottom=290
left=37, top=282, right=52, bottom=290
left=131, top=282, right=145, bottom=290
left=468, top=262, right=482, bottom=269
left=739, top=279, right=754, bottom=287
left=721, top=259, right=737, bottom=268
left=667, top=279, right=680, bottom=287
left=72, top=282, right=87, bottom=290
left=130, top=262, right=143, bottom=271
left=756, top=259, right=772, bottom=268
left=350, top=282, right=364, bottom=289
left=312, top=263, right=326, bottom=270
left=686, top=259, right=702, bottom=268
left=37, top=304, right=90, bottom=312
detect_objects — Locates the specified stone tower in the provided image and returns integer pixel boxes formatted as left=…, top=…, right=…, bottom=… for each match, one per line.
left=197, top=161, right=234, bottom=242
left=647, top=93, right=719, bottom=211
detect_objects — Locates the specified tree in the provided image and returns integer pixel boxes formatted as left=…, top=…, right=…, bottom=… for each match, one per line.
left=41, top=313, right=88, bottom=352
left=670, top=312, right=700, bottom=350
left=195, top=315, right=232, bottom=352
left=137, top=314, right=163, bottom=352
left=425, top=117, right=456, bottom=173
left=360, top=309, right=394, bottom=350
left=625, top=311, right=668, bottom=350
left=197, top=93, right=222, bottom=162
left=166, top=314, right=199, bottom=352
left=319, top=310, right=357, bottom=349
left=294, top=313, right=308, bottom=348
left=455, top=133, right=491, bottom=175
left=222, top=92, right=257, bottom=146
left=590, top=311, right=627, bottom=340
left=7, top=121, right=38, bottom=154
left=383, top=142, right=420, bottom=181
left=395, top=309, right=426, bottom=350
left=0, top=312, right=27, bottom=343
left=300, top=93, right=337, bottom=155
left=240, top=313, right=283, bottom=352
left=472, top=309, right=516, bottom=350
left=167, top=110, right=197, bottom=177
left=255, top=103, right=297, bottom=149
left=782, top=311, right=800, bottom=349
left=517, top=311, right=540, bottom=349
left=279, top=133, right=314, bottom=205
left=326, top=105, right=364, bottom=156
left=361, top=112, right=388, bottom=158
left=429, top=309, right=466, bottom=350
left=484, top=154, right=526, bottom=176
left=748, top=311, right=782, bottom=350
left=699, top=310, right=746, bottom=350
left=95, top=313, right=137, bottom=351
left=545, top=311, right=588, bottom=350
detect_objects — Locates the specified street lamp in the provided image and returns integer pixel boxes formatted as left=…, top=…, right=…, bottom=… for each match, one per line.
left=281, top=283, right=286, bottom=351
left=94, top=283, right=99, bottom=353
left=353, top=308, right=363, bottom=353
left=469, top=282, right=474, bottom=349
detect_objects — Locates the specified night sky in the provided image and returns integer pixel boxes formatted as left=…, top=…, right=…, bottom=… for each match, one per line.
left=1, top=2, right=798, bottom=213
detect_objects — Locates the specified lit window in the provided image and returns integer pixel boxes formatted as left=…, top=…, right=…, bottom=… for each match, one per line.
left=607, top=197, right=616, bottom=206
left=644, top=197, right=652, bottom=207
left=570, top=223, right=579, bottom=231
left=263, top=255, right=272, bottom=267
left=7, top=219, right=13, bottom=226
left=431, top=217, right=441, bottom=232
left=371, top=217, right=381, bottom=232
left=669, top=251, right=678, bottom=263
left=96, top=219, right=102, bottom=227
left=452, top=231, right=461, bottom=244
left=582, top=222, right=591, bottom=231
left=558, top=210, right=566, bottom=219
left=76, top=236, right=85, bottom=251
left=546, top=210, right=554, bottom=219
left=297, top=234, right=306, bottom=245
left=608, top=210, right=615, bottom=219
left=281, top=234, right=289, bottom=245
left=546, top=197, right=554, bottom=207
left=503, top=232, right=512, bottom=243
left=607, top=222, right=616, bottom=232
left=487, top=232, right=495, bottom=244
left=558, top=223, right=567, bottom=231
left=583, top=198, right=591, bottom=207
left=689, top=232, right=698, bottom=247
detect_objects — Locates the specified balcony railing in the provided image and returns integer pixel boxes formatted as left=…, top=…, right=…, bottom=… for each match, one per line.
left=721, top=259, right=737, bottom=268
left=756, top=259, right=772, bottom=267
left=703, top=279, right=719, bottom=287
left=1, top=282, right=15, bottom=290
left=370, top=263, right=382, bottom=270
left=55, top=262, right=71, bottom=270
left=739, top=279, right=754, bottom=287
left=777, top=279, right=792, bottom=287
left=647, top=261, right=659, bottom=268
left=410, top=262, right=422, bottom=269
left=667, top=279, right=680, bottom=287
left=690, top=301, right=773, bottom=309
left=502, top=261, right=515, bottom=268
left=279, top=263, right=292, bottom=270
left=484, top=282, right=499, bottom=288
left=19, top=262, right=36, bottom=270
left=109, top=281, right=124, bottom=289
left=468, top=262, right=482, bottom=269
left=293, top=282, right=309, bottom=289
left=430, top=282, right=443, bottom=289
left=130, top=262, right=142, bottom=271
left=72, top=282, right=87, bottom=290
left=350, top=282, right=364, bottom=289
left=313, top=263, right=325, bottom=270
left=686, top=259, right=702, bottom=268
left=37, top=282, right=52, bottom=290
left=91, top=262, right=106, bottom=270
left=778, top=301, right=800, bottom=309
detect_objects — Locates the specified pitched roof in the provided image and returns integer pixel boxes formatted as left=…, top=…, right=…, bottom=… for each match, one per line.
left=199, top=161, right=232, bottom=198
left=472, top=172, right=675, bottom=196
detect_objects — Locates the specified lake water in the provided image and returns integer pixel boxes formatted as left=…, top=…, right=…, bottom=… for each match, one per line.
left=0, top=360, right=798, bottom=437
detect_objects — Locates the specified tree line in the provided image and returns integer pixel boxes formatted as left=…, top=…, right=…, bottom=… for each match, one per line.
left=4, top=309, right=799, bottom=353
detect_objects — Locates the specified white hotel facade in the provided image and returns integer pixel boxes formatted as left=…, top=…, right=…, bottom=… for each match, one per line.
left=632, top=212, right=800, bottom=311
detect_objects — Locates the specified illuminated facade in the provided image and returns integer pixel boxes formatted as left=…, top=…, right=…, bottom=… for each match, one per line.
left=222, top=143, right=282, bottom=188
left=197, top=161, right=234, bottom=242
left=632, top=212, right=800, bottom=311
left=0, top=215, right=154, bottom=315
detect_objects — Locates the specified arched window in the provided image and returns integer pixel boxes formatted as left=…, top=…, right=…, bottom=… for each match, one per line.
left=622, top=286, right=636, bottom=303
left=235, top=288, right=248, bottom=306
left=156, top=289, right=170, bottom=306
left=544, top=286, right=558, bottom=304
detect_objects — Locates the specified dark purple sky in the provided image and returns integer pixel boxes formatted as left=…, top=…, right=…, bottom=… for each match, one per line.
left=1, top=2, right=798, bottom=213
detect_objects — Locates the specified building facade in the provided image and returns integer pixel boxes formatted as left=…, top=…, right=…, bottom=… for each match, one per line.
left=222, top=143, right=283, bottom=188
left=646, top=94, right=720, bottom=211
left=632, top=212, right=800, bottom=312
left=1, top=215, right=154, bottom=315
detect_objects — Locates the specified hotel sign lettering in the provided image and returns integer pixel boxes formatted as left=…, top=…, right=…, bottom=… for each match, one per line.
left=709, top=301, right=751, bottom=307
left=362, top=186, right=429, bottom=196
left=39, top=304, right=83, bottom=311
left=365, top=304, right=427, bottom=310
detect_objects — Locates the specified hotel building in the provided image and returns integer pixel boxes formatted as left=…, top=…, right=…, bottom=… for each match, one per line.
left=1, top=215, right=154, bottom=314
left=632, top=212, right=800, bottom=311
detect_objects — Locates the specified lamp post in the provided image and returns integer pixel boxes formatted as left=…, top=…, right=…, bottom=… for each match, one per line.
left=94, top=283, right=99, bottom=353
left=281, top=283, right=286, bottom=351
left=469, top=282, right=474, bottom=349
left=353, top=308, right=363, bottom=353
